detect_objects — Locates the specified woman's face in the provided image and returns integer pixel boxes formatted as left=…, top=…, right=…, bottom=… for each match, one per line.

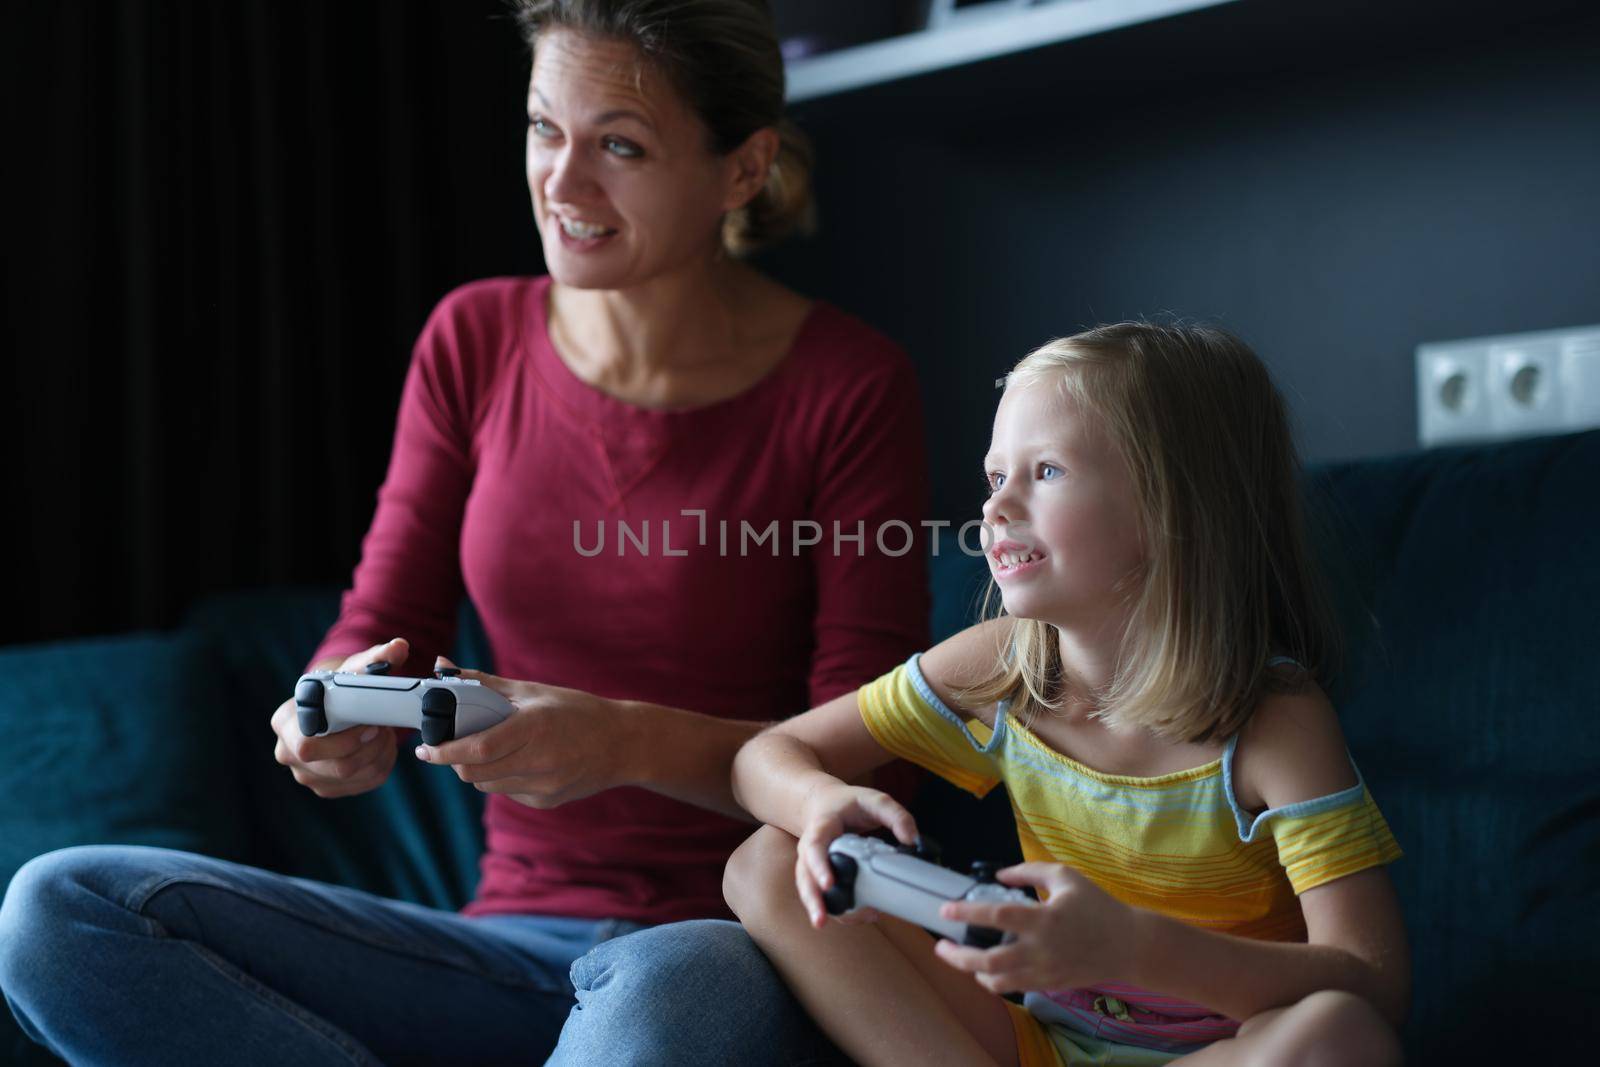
left=526, top=30, right=743, bottom=291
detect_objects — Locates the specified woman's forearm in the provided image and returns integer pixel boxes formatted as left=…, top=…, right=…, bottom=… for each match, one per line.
left=730, top=731, right=843, bottom=834
left=616, top=700, right=771, bottom=821
left=1128, top=909, right=1407, bottom=1027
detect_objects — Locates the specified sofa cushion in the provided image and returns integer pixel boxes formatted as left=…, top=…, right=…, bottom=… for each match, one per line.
left=0, top=630, right=252, bottom=886
left=183, top=591, right=492, bottom=912
left=0, top=629, right=252, bottom=1066
left=1311, top=429, right=1600, bottom=1059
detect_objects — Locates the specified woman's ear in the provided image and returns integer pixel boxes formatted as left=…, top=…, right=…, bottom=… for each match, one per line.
left=722, top=126, right=780, bottom=213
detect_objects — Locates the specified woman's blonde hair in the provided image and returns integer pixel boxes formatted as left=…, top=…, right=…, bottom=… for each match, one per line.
left=511, top=0, right=816, bottom=256
left=964, top=322, right=1340, bottom=744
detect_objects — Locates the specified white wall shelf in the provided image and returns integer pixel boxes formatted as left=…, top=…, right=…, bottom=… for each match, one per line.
left=785, top=0, right=1240, bottom=103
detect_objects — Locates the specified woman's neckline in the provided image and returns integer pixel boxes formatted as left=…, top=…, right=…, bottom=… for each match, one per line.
left=530, top=275, right=821, bottom=419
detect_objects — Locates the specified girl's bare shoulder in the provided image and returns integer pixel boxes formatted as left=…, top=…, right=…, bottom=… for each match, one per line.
left=1231, top=680, right=1357, bottom=812
left=915, top=617, right=1017, bottom=723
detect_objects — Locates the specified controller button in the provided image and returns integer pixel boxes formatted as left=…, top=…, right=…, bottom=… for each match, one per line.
left=420, top=688, right=457, bottom=718
left=420, top=717, right=455, bottom=746
left=364, top=661, right=392, bottom=675
left=822, top=853, right=858, bottom=916
left=896, top=836, right=942, bottom=864
left=294, top=678, right=327, bottom=737
left=434, top=667, right=462, bottom=679
left=969, top=861, right=1000, bottom=883
left=963, top=925, right=1005, bottom=950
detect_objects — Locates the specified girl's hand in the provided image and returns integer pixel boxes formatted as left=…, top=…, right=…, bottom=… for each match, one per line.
left=414, top=658, right=629, bottom=809
left=933, top=863, right=1136, bottom=994
left=794, top=782, right=919, bottom=930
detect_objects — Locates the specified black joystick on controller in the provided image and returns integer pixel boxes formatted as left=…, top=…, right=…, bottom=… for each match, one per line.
left=897, top=836, right=942, bottom=865
left=419, top=687, right=457, bottom=746
left=295, top=677, right=327, bottom=738
left=822, top=852, right=858, bottom=917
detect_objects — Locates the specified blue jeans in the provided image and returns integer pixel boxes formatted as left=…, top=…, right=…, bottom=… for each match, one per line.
left=548, top=920, right=848, bottom=1067
left=0, top=845, right=844, bottom=1066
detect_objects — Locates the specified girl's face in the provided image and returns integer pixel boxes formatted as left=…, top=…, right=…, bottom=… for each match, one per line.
left=981, top=379, right=1146, bottom=627
left=525, top=30, right=745, bottom=290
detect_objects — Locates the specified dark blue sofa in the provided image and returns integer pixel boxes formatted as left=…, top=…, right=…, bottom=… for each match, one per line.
left=3, top=431, right=1597, bottom=1065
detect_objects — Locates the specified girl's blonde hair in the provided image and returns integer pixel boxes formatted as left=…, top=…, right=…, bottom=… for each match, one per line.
left=964, top=322, right=1340, bottom=744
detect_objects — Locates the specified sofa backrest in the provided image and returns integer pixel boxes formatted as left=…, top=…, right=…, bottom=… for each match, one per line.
left=1307, top=430, right=1600, bottom=1059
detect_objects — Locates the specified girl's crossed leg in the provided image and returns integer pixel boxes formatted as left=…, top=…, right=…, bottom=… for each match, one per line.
left=1166, top=991, right=1402, bottom=1067
left=726, top=826, right=1403, bottom=1067
left=725, top=824, right=1020, bottom=1067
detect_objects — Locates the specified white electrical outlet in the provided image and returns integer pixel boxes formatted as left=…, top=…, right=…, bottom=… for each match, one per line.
left=1416, top=343, right=1490, bottom=446
left=1563, top=332, right=1600, bottom=428
left=1488, top=339, right=1563, bottom=437
left=1417, top=325, right=1600, bottom=447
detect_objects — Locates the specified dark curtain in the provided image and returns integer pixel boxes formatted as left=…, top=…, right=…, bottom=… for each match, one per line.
left=6, top=2, right=542, bottom=646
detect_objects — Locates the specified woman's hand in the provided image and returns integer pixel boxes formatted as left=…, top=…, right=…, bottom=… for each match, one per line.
left=932, top=862, right=1137, bottom=993
left=414, top=659, right=633, bottom=809
left=793, top=781, right=919, bottom=930
left=271, top=638, right=409, bottom=799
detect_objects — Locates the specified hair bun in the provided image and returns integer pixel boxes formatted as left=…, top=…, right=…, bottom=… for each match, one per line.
left=724, top=117, right=816, bottom=257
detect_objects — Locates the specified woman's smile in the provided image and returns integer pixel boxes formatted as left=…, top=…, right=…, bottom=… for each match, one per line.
left=552, top=212, right=620, bottom=251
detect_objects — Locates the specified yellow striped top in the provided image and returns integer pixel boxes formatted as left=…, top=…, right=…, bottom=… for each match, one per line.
left=859, top=655, right=1403, bottom=943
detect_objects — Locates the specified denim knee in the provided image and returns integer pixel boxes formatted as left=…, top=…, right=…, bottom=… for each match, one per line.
left=0, top=845, right=181, bottom=999
left=555, top=919, right=847, bottom=1066
left=0, top=848, right=93, bottom=999
left=569, top=919, right=772, bottom=1001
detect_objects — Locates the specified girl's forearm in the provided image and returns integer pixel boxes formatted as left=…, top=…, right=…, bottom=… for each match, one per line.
left=731, top=732, right=844, bottom=833
left=1128, top=909, right=1407, bottom=1027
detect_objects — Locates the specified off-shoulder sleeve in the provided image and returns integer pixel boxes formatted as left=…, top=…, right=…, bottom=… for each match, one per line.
left=1269, top=787, right=1404, bottom=894
left=1228, top=756, right=1404, bottom=894
left=858, top=656, right=1003, bottom=798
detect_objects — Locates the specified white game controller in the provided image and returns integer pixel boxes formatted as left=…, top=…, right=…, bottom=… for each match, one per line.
left=824, top=833, right=1034, bottom=948
left=294, top=663, right=514, bottom=747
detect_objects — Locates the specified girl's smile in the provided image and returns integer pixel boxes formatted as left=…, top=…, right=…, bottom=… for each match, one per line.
left=988, top=537, right=1047, bottom=580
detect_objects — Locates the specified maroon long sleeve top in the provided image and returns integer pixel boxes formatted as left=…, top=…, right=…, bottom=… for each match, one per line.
left=314, top=276, right=929, bottom=922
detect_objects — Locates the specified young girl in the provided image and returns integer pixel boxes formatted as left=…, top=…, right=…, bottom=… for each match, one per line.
left=725, top=323, right=1409, bottom=1066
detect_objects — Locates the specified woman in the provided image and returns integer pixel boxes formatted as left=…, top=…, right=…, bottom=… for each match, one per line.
left=0, top=2, right=920, bottom=1063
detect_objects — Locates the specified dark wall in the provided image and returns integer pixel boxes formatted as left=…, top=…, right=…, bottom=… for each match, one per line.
left=8, top=1, right=1599, bottom=644
left=763, top=0, right=1600, bottom=522
left=7, top=1, right=538, bottom=646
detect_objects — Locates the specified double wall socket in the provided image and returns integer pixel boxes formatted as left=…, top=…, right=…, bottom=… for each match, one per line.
left=1416, top=325, right=1600, bottom=447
